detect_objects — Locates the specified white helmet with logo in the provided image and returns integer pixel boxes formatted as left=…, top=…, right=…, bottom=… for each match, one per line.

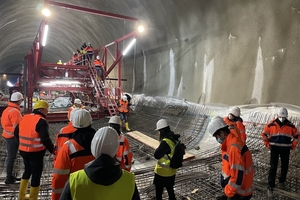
left=69, top=108, right=81, bottom=122
left=277, top=107, right=288, bottom=118
left=207, top=116, right=228, bottom=136
left=74, top=98, right=82, bottom=105
left=96, top=55, right=100, bottom=60
left=122, top=95, right=127, bottom=101
left=72, top=109, right=92, bottom=128
left=156, top=119, right=169, bottom=130
left=10, top=92, right=24, bottom=101
left=91, top=126, right=119, bottom=158
left=229, top=107, right=241, bottom=117
left=108, top=116, right=121, bottom=125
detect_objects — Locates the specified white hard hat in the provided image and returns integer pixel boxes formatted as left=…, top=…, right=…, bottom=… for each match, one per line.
left=278, top=107, right=288, bottom=118
left=74, top=98, right=82, bottom=104
left=10, top=92, right=23, bottom=101
left=156, top=119, right=169, bottom=130
left=88, top=42, right=91, bottom=45
left=229, top=107, right=241, bottom=117
left=72, top=109, right=92, bottom=128
left=108, top=116, right=121, bottom=125
left=122, top=95, right=127, bottom=101
left=96, top=55, right=100, bottom=59
left=69, top=108, right=81, bottom=122
left=207, top=116, right=228, bottom=136
left=91, top=126, right=119, bottom=158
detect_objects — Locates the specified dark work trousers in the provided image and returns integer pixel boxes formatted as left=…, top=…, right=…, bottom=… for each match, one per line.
left=119, top=112, right=128, bottom=122
left=20, top=151, right=45, bottom=187
left=95, top=66, right=103, bottom=80
left=3, top=137, right=19, bottom=178
left=268, top=146, right=290, bottom=188
left=154, top=173, right=176, bottom=200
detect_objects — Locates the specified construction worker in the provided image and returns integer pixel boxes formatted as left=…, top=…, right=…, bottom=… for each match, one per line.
left=223, top=106, right=247, bottom=143
left=80, top=42, right=87, bottom=65
left=84, top=42, right=94, bottom=61
left=118, top=95, right=131, bottom=131
left=76, top=49, right=82, bottom=65
left=57, top=60, right=62, bottom=64
left=94, top=55, right=104, bottom=80
left=53, top=108, right=80, bottom=162
left=67, top=98, right=84, bottom=120
left=208, top=116, right=253, bottom=200
left=59, top=126, right=140, bottom=200
left=261, top=107, right=299, bottom=198
left=154, top=119, right=181, bottom=200
left=1, top=92, right=23, bottom=184
left=72, top=51, right=78, bottom=65
left=14, top=100, right=54, bottom=200
left=52, top=109, right=96, bottom=200
left=109, top=116, right=133, bottom=171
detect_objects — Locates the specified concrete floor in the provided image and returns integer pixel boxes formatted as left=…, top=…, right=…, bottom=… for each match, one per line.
left=0, top=96, right=300, bottom=199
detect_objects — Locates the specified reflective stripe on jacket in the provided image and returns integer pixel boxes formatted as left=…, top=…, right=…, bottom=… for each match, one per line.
left=118, top=100, right=128, bottom=113
left=154, top=138, right=177, bottom=177
left=94, top=59, right=103, bottom=68
left=69, top=169, right=135, bottom=200
left=224, top=117, right=247, bottom=143
left=115, top=134, right=133, bottom=171
left=52, top=139, right=94, bottom=200
left=19, top=114, right=46, bottom=152
left=84, top=46, right=94, bottom=54
left=261, top=118, right=299, bottom=149
left=1, top=102, right=22, bottom=139
left=221, top=132, right=253, bottom=198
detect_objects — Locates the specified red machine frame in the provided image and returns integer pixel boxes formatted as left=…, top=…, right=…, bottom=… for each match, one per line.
left=24, top=0, right=140, bottom=120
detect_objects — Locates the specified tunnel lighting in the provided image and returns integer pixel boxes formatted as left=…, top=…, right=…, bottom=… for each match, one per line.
left=42, top=8, right=51, bottom=17
left=7, top=81, right=13, bottom=87
left=138, top=25, right=145, bottom=33
left=42, top=24, right=49, bottom=46
left=122, top=38, right=136, bottom=56
left=51, top=80, right=80, bottom=85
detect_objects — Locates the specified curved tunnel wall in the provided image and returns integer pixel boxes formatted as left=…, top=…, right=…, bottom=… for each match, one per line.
left=1, top=0, right=300, bottom=106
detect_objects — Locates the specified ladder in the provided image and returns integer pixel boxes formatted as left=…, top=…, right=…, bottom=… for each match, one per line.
left=87, top=60, right=119, bottom=116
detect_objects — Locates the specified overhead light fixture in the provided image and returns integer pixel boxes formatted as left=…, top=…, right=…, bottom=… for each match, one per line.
left=42, top=24, right=49, bottom=46
left=137, top=25, right=145, bottom=33
left=122, top=38, right=136, bottom=56
left=42, top=8, right=51, bottom=17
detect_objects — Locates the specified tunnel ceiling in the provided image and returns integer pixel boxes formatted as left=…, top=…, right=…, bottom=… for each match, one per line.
left=0, top=0, right=190, bottom=73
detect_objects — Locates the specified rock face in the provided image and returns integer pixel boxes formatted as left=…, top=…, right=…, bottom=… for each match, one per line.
left=2, top=0, right=300, bottom=106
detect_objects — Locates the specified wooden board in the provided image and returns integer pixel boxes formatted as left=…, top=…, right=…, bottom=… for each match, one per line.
left=127, top=131, right=195, bottom=161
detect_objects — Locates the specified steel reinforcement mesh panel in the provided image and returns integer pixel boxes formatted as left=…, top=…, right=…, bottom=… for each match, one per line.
left=0, top=96, right=300, bottom=199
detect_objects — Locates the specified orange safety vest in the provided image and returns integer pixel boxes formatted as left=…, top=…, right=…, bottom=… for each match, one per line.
left=67, top=105, right=84, bottom=120
left=115, top=134, right=133, bottom=171
left=94, top=59, right=104, bottom=68
left=84, top=46, right=94, bottom=53
left=52, top=139, right=94, bottom=200
left=261, top=118, right=299, bottom=149
left=54, top=122, right=77, bottom=155
left=118, top=100, right=128, bottom=113
left=19, top=114, right=46, bottom=152
left=1, top=102, right=22, bottom=139
left=221, top=131, right=253, bottom=198
left=224, top=117, right=247, bottom=143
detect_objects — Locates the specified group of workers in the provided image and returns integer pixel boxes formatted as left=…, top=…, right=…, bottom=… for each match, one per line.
left=2, top=90, right=298, bottom=199
left=207, top=106, right=299, bottom=200
left=71, top=42, right=95, bottom=66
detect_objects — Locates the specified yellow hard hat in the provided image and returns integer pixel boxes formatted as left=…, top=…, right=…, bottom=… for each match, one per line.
left=34, top=100, right=49, bottom=110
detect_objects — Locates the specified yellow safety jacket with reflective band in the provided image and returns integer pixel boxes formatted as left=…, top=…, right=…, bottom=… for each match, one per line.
left=70, top=169, right=135, bottom=200
left=154, top=138, right=177, bottom=177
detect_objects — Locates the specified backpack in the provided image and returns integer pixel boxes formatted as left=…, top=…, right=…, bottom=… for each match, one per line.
left=167, top=140, right=186, bottom=169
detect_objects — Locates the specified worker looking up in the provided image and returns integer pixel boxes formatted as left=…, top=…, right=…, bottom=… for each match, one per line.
left=108, top=116, right=133, bottom=171
left=52, top=109, right=96, bottom=200
left=84, top=42, right=94, bottom=61
left=53, top=108, right=80, bottom=162
left=118, top=95, right=131, bottom=131
left=223, top=106, right=246, bottom=143
left=14, top=100, right=54, bottom=200
left=67, top=98, right=85, bottom=120
left=1, top=92, right=23, bottom=184
left=261, top=107, right=299, bottom=198
left=60, top=126, right=141, bottom=200
left=208, top=116, right=253, bottom=200
left=94, top=55, right=104, bottom=80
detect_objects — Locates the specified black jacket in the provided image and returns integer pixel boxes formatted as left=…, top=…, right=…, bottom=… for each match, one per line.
left=154, top=131, right=180, bottom=160
left=59, top=154, right=140, bottom=200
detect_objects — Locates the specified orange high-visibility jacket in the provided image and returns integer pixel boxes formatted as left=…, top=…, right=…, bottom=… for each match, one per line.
left=224, top=117, right=247, bottom=143
left=94, top=59, right=104, bottom=68
left=67, top=105, right=84, bottom=120
left=116, top=134, right=133, bottom=172
left=261, top=118, right=299, bottom=149
left=1, top=102, right=22, bottom=139
left=84, top=46, right=94, bottom=53
left=19, top=114, right=46, bottom=152
left=51, top=139, right=94, bottom=200
left=221, top=131, right=253, bottom=198
left=118, top=100, right=128, bottom=113
left=54, top=122, right=76, bottom=155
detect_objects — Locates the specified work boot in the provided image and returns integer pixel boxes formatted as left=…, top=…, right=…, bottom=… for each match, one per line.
left=215, top=194, right=227, bottom=200
left=29, top=186, right=40, bottom=200
left=5, top=176, right=20, bottom=184
left=278, top=182, right=286, bottom=190
left=125, top=122, right=131, bottom=131
left=18, top=179, right=29, bottom=200
left=267, top=188, right=274, bottom=199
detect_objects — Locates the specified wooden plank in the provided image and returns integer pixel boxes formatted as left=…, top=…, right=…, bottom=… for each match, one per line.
left=127, top=131, right=195, bottom=161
